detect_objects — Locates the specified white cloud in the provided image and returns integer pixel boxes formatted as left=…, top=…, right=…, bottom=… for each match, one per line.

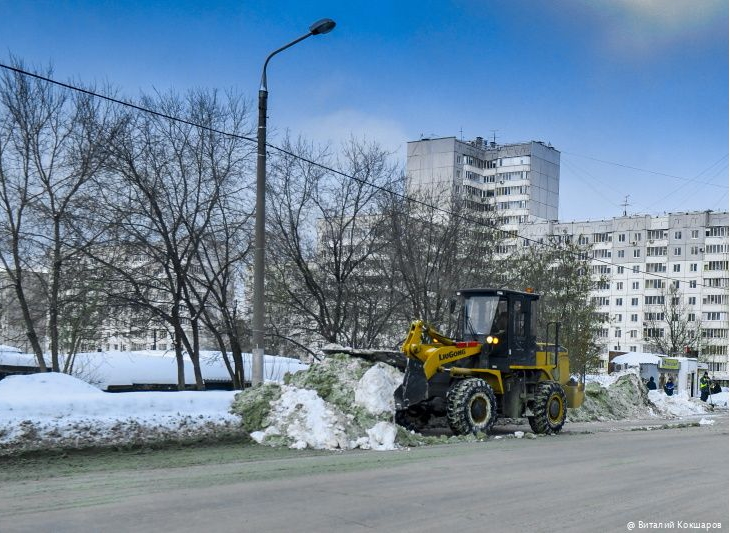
left=584, top=0, right=725, bottom=59
left=294, top=108, right=409, bottom=160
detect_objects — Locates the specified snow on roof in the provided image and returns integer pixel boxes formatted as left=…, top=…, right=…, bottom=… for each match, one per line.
left=611, top=352, right=662, bottom=366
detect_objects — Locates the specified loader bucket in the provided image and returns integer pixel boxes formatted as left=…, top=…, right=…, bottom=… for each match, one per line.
left=394, top=358, right=429, bottom=409
left=562, top=381, right=585, bottom=409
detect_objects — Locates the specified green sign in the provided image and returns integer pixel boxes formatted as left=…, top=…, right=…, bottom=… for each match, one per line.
left=659, top=358, right=680, bottom=370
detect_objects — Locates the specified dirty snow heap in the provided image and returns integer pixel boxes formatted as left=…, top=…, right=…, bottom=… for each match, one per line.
left=231, top=354, right=403, bottom=451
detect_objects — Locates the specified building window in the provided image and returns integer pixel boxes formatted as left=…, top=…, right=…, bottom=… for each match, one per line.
left=617, top=250, right=625, bottom=258
left=631, top=297, right=639, bottom=306
left=674, top=231, right=682, bottom=239
left=618, top=266, right=624, bottom=274
left=632, top=282, right=640, bottom=290
left=673, top=247, right=682, bottom=256
left=690, top=263, right=698, bottom=272
left=616, top=298, right=623, bottom=306
left=631, top=314, right=638, bottom=322
left=689, top=280, right=697, bottom=288
left=614, top=329, right=622, bottom=338
left=673, top=264, right=680, bottom=272
left=688, top=297, right=696, bottom=305
left=691, top=230, right=699, bottom=239
left=618, top=233, right=626, bottom=242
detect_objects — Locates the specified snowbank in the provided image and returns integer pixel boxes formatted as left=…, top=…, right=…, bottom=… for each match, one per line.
left=233, top=355, right=401, bottom=451
left=0, top=348, right=308, bottom=390
left=0, top=373, right=243, bottom=455
left=570, top=369, right=717, bottom=421
left=648, top=390, right=712, bottom=417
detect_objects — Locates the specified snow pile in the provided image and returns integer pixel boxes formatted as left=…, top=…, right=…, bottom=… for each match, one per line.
left=250, top=386, right=350, bottom=450
left=570, top=369, right=716, bottom=421
left=232, top=354, right=402, bottom=451
left=568, top=371, right=655, bottom=422
left=354, top=363, right=403, bottom=415
left=706, top=391, right=728, bottom=408
left=648, top=390, right=712, bottom=417
left=0, top=373, right=244, bottom=455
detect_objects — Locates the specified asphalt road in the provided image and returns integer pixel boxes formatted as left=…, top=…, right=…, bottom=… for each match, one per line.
left=1, top=415, right=728, bottom=533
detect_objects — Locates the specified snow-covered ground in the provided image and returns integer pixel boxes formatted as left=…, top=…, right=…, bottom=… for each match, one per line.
left=0, top=346, right=308, bottom=390
left=0, top=363, right=726, bottom=456
left=0, top=372, right=243, bottom=455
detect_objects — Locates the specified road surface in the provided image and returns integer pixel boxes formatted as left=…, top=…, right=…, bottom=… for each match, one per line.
left=1, top=414, right=727, bottom=533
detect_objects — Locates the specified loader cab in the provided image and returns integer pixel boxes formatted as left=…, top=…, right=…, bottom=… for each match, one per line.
left=458, top=288, right=539, bottom=371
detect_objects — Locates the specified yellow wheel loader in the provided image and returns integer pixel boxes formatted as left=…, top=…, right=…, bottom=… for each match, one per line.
left=395, top=288, right=585, bottom=435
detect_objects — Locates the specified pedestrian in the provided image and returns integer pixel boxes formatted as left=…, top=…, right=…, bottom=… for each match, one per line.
left=700, top=372, right=710, bottom=402
left=646, top=376, right=657, bottom=390
left=664, top=376, right=675, bottom=396
left=711, top=381, right=721, bottom=394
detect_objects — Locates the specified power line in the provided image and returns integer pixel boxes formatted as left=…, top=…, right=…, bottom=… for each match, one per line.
left=562, top=151, right=729, bottom=189
left=0, top=61, right=723, bottom=290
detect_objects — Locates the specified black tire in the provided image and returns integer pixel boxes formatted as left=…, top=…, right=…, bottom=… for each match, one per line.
left=446, top=378, right=497, bottom=435
left=529, top=381, right=567, bottom=434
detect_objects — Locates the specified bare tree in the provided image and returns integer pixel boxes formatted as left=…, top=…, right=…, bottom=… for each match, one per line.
left=383, top=186, right=504, bottom=335
left=92, top=88, right=252, bottom=389
left=0, top=60, right=119, bottom=370
left=189, top=194, right=254, bottom=389
left=643, top=283, right=706, bottom=357
left=266, top=136, right=401, bottom=352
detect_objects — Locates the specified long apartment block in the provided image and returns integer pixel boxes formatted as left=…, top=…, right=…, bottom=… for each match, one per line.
left=520, top=211, right=729, bottom=383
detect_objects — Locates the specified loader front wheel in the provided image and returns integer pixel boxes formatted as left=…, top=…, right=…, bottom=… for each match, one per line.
left=446, top=378, right=496, bottom=435
left=529, top=381, right=567, bottom=434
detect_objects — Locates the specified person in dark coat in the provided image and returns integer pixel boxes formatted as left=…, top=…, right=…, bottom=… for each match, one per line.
left=664, top=377, right=675, bottom=396
left=700, top=372, right=710, bottom=402
left=646, top=376, right=657, bottom=390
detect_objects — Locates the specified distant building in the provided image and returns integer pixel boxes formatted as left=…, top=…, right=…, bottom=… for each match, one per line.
left=407, top=137, right=560, bottom=230
left=521, top=210, right=729, bottom=385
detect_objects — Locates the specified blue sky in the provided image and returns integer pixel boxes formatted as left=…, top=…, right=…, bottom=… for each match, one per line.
left=1, top=0, right=727, bottom=221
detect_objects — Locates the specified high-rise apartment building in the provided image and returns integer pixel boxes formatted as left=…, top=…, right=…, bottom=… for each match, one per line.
left=517, top=211, right=729, bottom=384
left=407, top=137, right=560, bottom=229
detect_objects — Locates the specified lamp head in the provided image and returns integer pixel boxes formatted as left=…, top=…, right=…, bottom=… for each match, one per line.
left=310, top=18, right=336, bottom=35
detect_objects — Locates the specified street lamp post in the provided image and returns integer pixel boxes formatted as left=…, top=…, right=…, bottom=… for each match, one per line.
left=251, top=18, right=336, bottom=385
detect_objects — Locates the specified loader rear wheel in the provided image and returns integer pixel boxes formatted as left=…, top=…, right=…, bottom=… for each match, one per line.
left=529, top=381, right=567, bottom=434
left=446, top=378, right=496, bottom=435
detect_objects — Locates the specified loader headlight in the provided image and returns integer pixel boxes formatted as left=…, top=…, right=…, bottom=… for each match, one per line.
left=486, top=336, right=499, bottom=345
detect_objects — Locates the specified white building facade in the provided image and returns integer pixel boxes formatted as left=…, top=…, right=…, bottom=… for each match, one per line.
left=407, top=137, right=560, bottom=235
left=520, top=211, right=729, bottom=385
